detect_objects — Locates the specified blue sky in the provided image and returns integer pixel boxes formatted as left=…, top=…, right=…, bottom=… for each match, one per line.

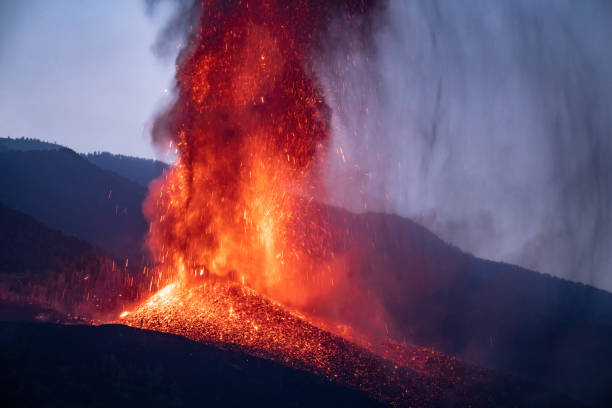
left=0, top=1, right=176, bottom=159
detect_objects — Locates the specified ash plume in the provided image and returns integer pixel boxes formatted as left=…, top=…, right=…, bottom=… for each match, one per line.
left=322, top=0, right=612, bottom=291
left=144, top=0, right=202, bottom=60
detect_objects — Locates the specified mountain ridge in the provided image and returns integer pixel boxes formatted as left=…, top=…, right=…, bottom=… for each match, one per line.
left=0, top=148, right=148, bottom=261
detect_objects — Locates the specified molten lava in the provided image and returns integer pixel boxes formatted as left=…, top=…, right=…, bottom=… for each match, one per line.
left=144, top=0, right=381, bottom=308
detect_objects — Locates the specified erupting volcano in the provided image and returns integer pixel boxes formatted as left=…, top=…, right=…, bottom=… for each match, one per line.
left=107, top=0, right=580, bottom=405
left=122, top=0, right=437, bottom=403
left=3, top=1, right=612, bottom=406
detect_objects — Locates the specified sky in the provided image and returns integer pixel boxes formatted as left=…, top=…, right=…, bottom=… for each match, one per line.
left=0, top=0, right=175, bottom=159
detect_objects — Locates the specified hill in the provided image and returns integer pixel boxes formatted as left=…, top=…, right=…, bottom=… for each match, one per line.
left=0, top=201, right=130, bottom=317
left=83, top=152, right=167, bottom=187
left=0, top=137, right=63, bottom=152
left=0, top=137, right=166, bottom=188
left=0, top=148, right=148, bottom=261
left=0, top=202, right=94, bottom=274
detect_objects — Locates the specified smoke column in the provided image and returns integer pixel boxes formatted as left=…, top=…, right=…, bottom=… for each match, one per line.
left=323, top=0, right=612, bottom=291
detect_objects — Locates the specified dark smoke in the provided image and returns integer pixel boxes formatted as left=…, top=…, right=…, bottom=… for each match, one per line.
left=322, top=0, right=612, bottom=291
left=144, top=0, right=202, bottom=60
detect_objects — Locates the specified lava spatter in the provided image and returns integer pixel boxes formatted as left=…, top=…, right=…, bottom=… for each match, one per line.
left=122, top=279, right=504, bottom=406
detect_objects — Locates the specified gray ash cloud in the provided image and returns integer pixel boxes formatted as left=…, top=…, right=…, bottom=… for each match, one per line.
left=322, top=0, right=612, bottom=290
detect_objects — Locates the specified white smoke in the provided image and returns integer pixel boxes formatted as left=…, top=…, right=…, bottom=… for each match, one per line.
left=321, top=0, right=612, bottom=290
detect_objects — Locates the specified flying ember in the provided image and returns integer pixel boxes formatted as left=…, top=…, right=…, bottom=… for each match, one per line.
left=126, top=0, right=405, bottom=402
left=144, top=0, right=381, bottom=307
left=111, top=1, right=562, bottom=405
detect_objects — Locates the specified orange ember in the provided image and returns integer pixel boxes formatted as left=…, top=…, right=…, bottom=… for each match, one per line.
left=123, top=280, right=499, bottom=406
left=145, top=0, right=381, bottom=307
left=127, top=0, right=434, bottom=404
left=112, top=2, right=532, bottom=405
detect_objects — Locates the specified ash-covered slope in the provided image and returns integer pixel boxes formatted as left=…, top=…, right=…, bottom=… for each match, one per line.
left=121, top=280, right=576, bottom=407
left=0, top=322, right=380, bottom=408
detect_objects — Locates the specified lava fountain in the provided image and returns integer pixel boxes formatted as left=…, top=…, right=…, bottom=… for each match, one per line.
left=124, top=0, right=440, bottom=404
left=115, top=1, right=544, bottom=405
left=143, top=0, right=382, bottom=312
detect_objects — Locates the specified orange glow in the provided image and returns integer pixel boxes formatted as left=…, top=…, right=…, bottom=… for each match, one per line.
left=143, top=0, right=380, bottom=311
left=124, top=0, right=410, bottom=403
left=122, top=280, right=471, bottom=405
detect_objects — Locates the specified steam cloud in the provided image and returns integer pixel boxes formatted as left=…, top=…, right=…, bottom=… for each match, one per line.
left=322, top=0, right=612, bottom=291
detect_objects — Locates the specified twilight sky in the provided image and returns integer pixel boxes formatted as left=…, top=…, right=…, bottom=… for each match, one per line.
left=0, top=0, right=175, bottom=159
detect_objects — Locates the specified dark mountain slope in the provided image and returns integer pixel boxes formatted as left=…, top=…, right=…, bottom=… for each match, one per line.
left=0, top=201, right=127, bottom=317
left=0, top=148, right=147, bottom=260
left=0, top=137, right=62, bottom=152
left=0, top=202, right=94, bottom=274
left=0, top=137, right=166, bottom=188
left=0, top=322, right=582, bottom=407
left=83, top=152, right=167, bottom=187
left=0, top=322, right=381, bottom=408
left=312, top=206, right=612, bottom=407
